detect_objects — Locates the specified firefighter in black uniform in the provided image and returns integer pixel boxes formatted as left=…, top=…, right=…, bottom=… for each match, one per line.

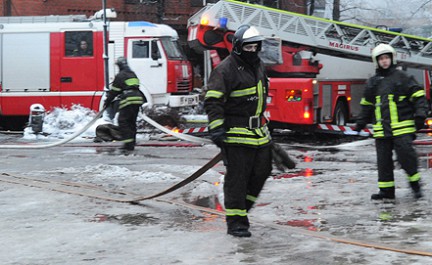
left=204, top=25, right=272, bottom=237
left=104, top=57, right=146, bottom=152
left=355, top=44, right=428, bottom=200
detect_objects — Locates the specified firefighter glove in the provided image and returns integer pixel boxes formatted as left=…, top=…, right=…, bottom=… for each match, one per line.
left=415, top=116, right=425, bottom=131
left=210, top=127, right=226, bottom=148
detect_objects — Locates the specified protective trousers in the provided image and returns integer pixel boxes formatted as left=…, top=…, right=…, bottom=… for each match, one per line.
left=118, top=104, right=140, bottom=150
left=223, top=144, right=272, bottom=230
left=375, top=134, right=420, bottom=189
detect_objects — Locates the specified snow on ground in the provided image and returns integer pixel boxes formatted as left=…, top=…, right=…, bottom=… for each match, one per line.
left=2, top=106, right=432, bottom=264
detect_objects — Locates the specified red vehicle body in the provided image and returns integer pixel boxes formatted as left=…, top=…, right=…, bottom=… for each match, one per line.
left=189, top=22, right=371, bottom=131
left=0, top=12, right=197, bottom=129
left=188, top=0, right=432, bottom=133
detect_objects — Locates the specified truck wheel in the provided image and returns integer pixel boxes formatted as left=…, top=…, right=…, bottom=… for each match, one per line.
left=333, top=101, right=348, bottom=126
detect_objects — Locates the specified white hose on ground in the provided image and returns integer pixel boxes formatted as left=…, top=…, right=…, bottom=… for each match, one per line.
left=0, top=108, right=106, bottom=149
left=0, top=109, right=211, bottom=149
left=142, top=114, right=211, bottom=144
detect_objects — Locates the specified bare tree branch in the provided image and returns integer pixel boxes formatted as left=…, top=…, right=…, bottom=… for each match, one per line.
left=410, top=0, right=432, bottom=18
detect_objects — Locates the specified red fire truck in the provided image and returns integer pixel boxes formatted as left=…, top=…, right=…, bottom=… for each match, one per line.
left=0, top=9, right=198, bottom=129
left=187, top=0, right=432, bottom=133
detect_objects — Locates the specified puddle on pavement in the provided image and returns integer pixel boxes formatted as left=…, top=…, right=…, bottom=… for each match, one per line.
left=273, top=169, right=322, bottom=179
left=275, top=219, right=325, bottom=231
left=377, top=209, right=428, bottom=223
left=90, top=213, right=159, bottom=226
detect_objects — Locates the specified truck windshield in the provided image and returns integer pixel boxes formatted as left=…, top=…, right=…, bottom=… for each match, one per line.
left=160, top=38, right=187, bottom=60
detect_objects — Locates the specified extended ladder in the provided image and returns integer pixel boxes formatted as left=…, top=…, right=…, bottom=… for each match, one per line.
left=188, top=0, right=432, bottom=70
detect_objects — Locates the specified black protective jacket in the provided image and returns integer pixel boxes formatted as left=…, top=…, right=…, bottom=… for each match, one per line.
left=357, top=66, right=428, bottom=138
left=204, top=53, right=271, bottom=147
left=105, top=68, right=145, bottom=109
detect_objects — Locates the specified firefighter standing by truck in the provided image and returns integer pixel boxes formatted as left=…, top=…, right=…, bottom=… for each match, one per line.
left=103, top=57, right=146, bottom=153
left=355, top=44, right=428, bottom=200
left=204, top=25, right=272, bottom=237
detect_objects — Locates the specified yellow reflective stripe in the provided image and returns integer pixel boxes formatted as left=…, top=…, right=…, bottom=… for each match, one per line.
left=209, top=119, right=224, bottom=130
left=227, top=127, right=257, bottom=136
left=411, top=90, right=425, bottom=98
left=373, top=132, right=384, bottom=138
left=122, top=138, right=134, bottom=143
left=378, top=181, right=395, bottom=188
left=225, top=208, right=248, bottom=217
left=119, top=97, right=144, bottom=108
left=388, top=95, right=398, bottom=126
left=409, top=173, right=421, bottom=182
left=227, top=125, right=270, bottom=136
left=393, top=127, right=416, bottom=136
left=360, top=98, right=373, bottom=106
left=125, top=78, right=139, bottom=86
left=256, top=80, right=263, bottom=116
left=205, top=90, right=224, bottom=99
left=246, top=194, right=257, bottom=202
left=111, top=86, right=122, bottom=92
left=225, top=135, right=271, bottom=146
left=374, top=96, right=382, bottom=126
left=229, top=86, right=256, bottom=97
left=391, top=120, right=415, bottom=129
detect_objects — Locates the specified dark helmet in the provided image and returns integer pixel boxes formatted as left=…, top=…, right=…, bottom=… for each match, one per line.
left=232, top=24, right=264, bottom=55
left=116, top=56, right=129, bottom=70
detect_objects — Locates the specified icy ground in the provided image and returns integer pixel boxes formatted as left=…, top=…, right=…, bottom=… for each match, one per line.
left=1, top=106, right=432, bottom=264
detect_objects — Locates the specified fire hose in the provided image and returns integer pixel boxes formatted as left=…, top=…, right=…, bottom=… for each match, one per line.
left=0, top=107, right=106, bottom=149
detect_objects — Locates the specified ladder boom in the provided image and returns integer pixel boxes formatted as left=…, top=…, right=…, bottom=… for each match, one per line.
left=188, top=0, right=432, bottom=70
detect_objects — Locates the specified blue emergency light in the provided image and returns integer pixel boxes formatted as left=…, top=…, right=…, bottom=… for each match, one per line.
left=128, top=21, right=156, bottom=27
left=219, top=17, right=228, bottom=29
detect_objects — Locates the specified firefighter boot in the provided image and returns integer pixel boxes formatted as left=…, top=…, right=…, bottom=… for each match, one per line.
left=371, top=187, right=395, bottom=200
left=410, top=181, right=423, bottom=199
left=227, top=226, right=252, bottom=238
left=226, top=217, right=251, bottom=238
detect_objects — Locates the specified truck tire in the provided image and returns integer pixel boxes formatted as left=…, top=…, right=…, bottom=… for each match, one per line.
left=333, top=101, right=348, bottom=126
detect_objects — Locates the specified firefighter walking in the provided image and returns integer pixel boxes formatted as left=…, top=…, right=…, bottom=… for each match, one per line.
left=355, top=44, right=428, bottom=200
left=104, top=57, right=146, bottom=153
left=204, top=25, right=272, bottom=237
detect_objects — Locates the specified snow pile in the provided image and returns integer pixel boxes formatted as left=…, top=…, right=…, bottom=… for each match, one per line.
left=23, top=104, right=109, bottom=140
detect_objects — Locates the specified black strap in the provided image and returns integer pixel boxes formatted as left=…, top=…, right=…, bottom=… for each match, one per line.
left=130, top=152, right=222, bottom=203
left=225, top=115, right=264, bottom=128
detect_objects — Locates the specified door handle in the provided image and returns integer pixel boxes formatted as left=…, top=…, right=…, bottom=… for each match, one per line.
left=61, top=77, right=72, bottom=83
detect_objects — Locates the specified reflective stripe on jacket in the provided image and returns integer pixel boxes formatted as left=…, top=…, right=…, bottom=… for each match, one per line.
left=106, top=69, right=144, bottom=109
left=357, top=67, right=427, bottom=138
left=204, top=54, right=271, bottom=147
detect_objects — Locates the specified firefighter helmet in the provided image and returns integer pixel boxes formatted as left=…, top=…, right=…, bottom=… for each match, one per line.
left=116, top=56, right=129, bottom=70
left=372, top=44, right=397, bottom=68
left=232, top=25, right=264, bottom=55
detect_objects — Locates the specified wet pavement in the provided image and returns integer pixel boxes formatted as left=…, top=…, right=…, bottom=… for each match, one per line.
left=1, top=133, right=432, bottom=264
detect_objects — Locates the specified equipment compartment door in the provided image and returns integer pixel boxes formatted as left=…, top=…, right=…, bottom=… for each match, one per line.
left=2, top=33, right=50, bottom=92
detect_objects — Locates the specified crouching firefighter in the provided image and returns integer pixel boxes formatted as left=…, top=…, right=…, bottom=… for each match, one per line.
left=354, top=44, right=428, bottom=200
left=103, top=57, right=146, bottom=152
left=204, top=25, right=273, bottom=238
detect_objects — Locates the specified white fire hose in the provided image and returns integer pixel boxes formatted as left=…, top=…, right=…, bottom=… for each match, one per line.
left=0, top=110, right=210, bottom=149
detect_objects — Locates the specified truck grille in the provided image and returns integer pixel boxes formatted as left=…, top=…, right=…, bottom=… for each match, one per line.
left=176, top=79, right=190, bottom=92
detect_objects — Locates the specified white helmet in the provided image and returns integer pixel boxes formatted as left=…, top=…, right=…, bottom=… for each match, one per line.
left=371, top=44, right=397, bottom=68
left=232, top=25, right=264, bottom=55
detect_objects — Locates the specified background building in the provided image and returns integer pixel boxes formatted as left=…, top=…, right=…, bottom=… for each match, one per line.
left=0, top=0, right=308, bottom=40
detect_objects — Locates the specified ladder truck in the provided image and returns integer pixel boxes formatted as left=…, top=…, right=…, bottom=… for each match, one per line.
left=187, top=0, right=432, bottom=134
